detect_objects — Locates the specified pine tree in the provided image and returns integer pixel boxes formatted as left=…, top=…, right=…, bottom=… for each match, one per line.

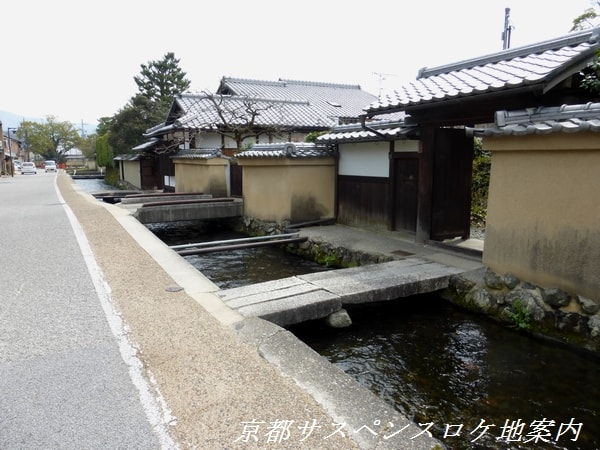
left=134, top=52, right=191, bottom=107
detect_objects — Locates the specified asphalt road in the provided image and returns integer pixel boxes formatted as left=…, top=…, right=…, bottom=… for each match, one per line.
left=0, top=171, right=171, bottom=449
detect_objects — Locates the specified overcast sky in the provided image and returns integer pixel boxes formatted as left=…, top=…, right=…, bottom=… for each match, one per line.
left=1, top=0, right=595, bottom=130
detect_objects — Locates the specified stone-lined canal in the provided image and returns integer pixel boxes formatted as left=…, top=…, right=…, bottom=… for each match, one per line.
left=76, top=180, right=599, bottom=450
left=146, top=220, right=599, bottom=450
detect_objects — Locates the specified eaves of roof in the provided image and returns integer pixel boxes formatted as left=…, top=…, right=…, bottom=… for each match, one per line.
left=131, top=138, right=160, bottom=151
left=469, top=102, right=600, bottom=136
left=171, top=148, right=229, bottom=160
left=316, top=118, right=419, bottom=143
left=144, top=124, right=174, bottom=138
left=365, top=27, right=600, bottom=116
left=114, top=153, right=142, bottom=161
left=236, top=142, right=338, bottom=159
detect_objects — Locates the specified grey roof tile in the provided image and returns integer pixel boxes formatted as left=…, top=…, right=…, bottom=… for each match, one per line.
left=131, top=138, right=160, bottom=151
left=171, top=148, right=228, bottom=160
left=114, top=153, right=142, bottom=161
left=236, top=142, right=337, bottom=159
left=170, top=94, right=332, bottom=130
left=470, top=102, right=600, bottom=136
left=366, top=27, right=600, bottom=115
left=317, top=116, right=418, bottom=143
left=218, top=77, right=377, bottom=121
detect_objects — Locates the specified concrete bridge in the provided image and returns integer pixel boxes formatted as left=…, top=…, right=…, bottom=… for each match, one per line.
left=216, top=257, right=468, bottom=326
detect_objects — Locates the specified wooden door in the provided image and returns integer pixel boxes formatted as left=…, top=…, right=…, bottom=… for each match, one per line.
left=393, top=156, right=419, bottom=232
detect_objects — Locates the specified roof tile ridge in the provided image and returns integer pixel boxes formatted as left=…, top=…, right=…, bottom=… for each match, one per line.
left=224, top=77, right=285, bottom=86
left=496, top=102, right=600, bottom=126
left=217, top=94, right=310, bottom=105
left=278, top=78, right=362, bottom=89
left=418, top=26, right=600, bottom=79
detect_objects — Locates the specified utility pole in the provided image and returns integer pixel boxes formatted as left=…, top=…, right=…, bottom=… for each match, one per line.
left=501, top=7, right=513, bottom=50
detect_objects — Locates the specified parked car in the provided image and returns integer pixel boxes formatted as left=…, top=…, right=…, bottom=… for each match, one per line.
left=13, top=161, right=22, bottom=172
left=21, top=162, right=37, bottom=175
left=44, top=160, right=57, bottom=173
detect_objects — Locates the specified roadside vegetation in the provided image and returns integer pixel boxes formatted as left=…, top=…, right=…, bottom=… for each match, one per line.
left=471, top=137, right=491, bottom=229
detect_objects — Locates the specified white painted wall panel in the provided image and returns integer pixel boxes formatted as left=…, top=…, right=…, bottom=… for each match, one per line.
left=339, top=142, right=389, bottom=177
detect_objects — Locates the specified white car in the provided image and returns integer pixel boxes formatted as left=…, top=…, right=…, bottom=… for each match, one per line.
left=45, top=160, right=57, bottom=173
left=21, top=162, right=37, bottom=175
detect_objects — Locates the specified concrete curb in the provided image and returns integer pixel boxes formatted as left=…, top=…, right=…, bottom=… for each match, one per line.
left=234, top=317, right=443, bottom=450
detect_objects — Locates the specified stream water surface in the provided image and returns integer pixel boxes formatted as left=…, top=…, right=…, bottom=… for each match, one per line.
left=290, top=297, right=600, bottom=450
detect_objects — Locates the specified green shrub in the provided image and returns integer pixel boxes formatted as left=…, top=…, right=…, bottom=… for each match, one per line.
left=509, top=299, right=531, bottom=330
left=471, top=138, right=491, bottom=227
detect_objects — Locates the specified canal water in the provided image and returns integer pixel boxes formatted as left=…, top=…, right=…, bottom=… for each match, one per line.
left=73, top=177, right=113, bottom=193
left=75, top=181, right=599, bottom=449
left=146, top=221, right=331, bottom=289
left=289, top=297, right=600, bottom=450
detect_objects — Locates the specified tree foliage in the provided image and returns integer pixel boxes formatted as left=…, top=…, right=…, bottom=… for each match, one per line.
left=104, top=94, right=168, bottom=155
left=95, top=133, right=113, bottom=168
left=100, top=53, right=191, bottom=155
left=134, top=52, right=191, bottom=109
left=471, top=138, right=491, bottom=227
left=571, top=1, right=600, bottom=31
left=78, top=134, right=97, bottom=159
left=17, top=116, right=81, bottom=161
left=573, top=2, right=600, bottom=93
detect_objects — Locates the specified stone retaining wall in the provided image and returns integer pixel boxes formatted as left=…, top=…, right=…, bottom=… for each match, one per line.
left=441, top=267, right=600, bottom=354
left=232, top=216, right=393, bottom=267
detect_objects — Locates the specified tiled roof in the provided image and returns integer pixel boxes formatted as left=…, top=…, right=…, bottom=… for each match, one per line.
left=114, top=153, right=142, bottom=161
left=168, top=93, right=334, bottom=131
left=236, top=142, right=337, bottom=159
left=470, top=102, right=600, bottom=136
left=144, top=78, right=378, bottom=139
left=218, top=77, right=377, bottom=121
left=171, top=148, right=229, bottom=160
left=131, top=138, right=160, bottom=151
left=317, top=116, right=418, bottom=143
left=365, top=27, right=600, bottom=115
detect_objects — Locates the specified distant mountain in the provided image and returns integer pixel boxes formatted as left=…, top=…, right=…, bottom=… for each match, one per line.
left=0, top=110, right=98, bottom=136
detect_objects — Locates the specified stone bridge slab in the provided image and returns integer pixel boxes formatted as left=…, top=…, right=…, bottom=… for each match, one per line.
left=217, top=257, right=468, bottom=326
left=298, top=258, right=465, bottom=304
left=217, top=277, right=341, bottom=327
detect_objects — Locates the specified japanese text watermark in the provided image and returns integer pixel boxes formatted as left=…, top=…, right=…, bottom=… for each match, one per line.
left=235, top=417, right=583, bottom=445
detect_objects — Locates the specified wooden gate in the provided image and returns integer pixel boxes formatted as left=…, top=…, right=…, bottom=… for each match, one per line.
left=393, top=156, right=419, bottom=232
left=229, top=162, right=242, bottom=197
left=430, top=128, right=473, bottom=240
left=140, top=157, right=160, bottom=190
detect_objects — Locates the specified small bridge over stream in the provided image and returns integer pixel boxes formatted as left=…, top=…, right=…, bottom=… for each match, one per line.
left=216, top=257, right=468, bottom=326
left=92, top=191, right=244, bottom=224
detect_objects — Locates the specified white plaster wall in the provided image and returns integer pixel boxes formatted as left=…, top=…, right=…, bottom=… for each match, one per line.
left=339, top=142, right=389, bottom=177
left=194, top=133, right=222, bottom=148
